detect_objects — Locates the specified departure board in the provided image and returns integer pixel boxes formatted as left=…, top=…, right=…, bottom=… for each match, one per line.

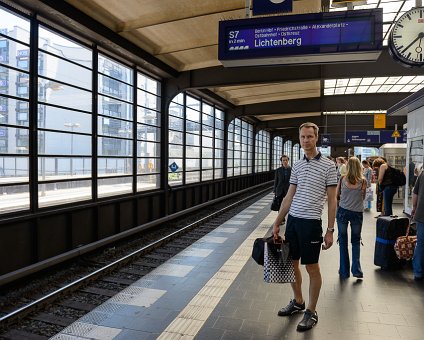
left=218, top=9, right=383, bottom=67
left=226, top=19, right=372, bottom=51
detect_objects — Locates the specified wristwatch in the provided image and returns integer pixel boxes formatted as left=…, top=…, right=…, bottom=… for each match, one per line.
left=327, top=227, right=335, bottom=233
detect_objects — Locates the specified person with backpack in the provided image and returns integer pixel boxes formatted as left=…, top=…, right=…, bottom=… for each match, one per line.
left=372, top=158, right=405, bottom=216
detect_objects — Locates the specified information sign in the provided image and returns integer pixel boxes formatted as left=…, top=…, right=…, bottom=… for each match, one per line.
left=169, top=162, right=179, bottom=173
left=321, top=134, right=331, bottom=146
left=346, top=130, right=406, bottom=144
left=380, top=130, right=406, bottom=143
left=219, top=9, right=383, bottom=66
left=391, top=130, right=401, bottom=138
left=374, top=113, right=386, bottom=129
left=346, top=131, right=379, bottom=144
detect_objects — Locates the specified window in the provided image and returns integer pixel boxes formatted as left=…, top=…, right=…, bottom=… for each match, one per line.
left=272, top=136, right=284, bottom=170
left=255, top=130, right=270, bottom=173
left=16, top=58, right=28, bottom=70
left=0, top=4, right=165, bottom=216
left=136, top=72, right=161, bottom=192
left=169, top=92, right=225, bottom=186
left=97, top=54, right=132, bottom=198
left=284, top=140, right=293, bottom=166
left=37, top=26, right=93, bottom=207
left=292, top=143, right=300, bottom=165
left=0, top=7, right=30, bottom=213
left=227, top=118, right=253, bottom=177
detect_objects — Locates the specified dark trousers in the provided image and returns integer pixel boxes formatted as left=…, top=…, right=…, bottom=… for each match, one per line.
left=382, top=186, right=397, bottom=216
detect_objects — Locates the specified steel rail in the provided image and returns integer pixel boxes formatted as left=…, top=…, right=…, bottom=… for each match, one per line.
left=0, top=187, right=271, bottom=326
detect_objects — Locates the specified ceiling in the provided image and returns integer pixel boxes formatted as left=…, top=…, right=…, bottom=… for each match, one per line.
left=11, top=0, right=424, bottom=145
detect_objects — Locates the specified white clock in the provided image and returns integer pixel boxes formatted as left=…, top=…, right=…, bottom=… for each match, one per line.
left=389, top=7, right=424, bottom=67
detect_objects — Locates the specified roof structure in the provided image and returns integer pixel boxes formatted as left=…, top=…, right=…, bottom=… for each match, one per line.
left=12, top=0, right=422, bottom=146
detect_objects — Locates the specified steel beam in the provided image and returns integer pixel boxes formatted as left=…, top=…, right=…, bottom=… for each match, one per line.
left=237, top=93, right=411, bottom=117
left=185, top=48, right=424, bottom=89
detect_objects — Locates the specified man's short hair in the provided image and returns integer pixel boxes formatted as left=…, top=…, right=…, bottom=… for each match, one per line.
left=280, top=155, right=289, bottom=161
left=299, top=122, right=319, bottom=137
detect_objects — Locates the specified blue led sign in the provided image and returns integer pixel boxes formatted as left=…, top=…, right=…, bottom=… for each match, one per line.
left=346, top=130, right=406, bottom=145
left=218, top=9, right=383, bottom=67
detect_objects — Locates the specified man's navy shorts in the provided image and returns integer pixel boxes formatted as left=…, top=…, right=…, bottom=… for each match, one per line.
left=285, top=214, right=323, bottom=265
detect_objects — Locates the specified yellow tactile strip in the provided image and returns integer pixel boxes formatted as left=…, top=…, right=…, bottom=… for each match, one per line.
left=157, top=212, right=274, bottom=339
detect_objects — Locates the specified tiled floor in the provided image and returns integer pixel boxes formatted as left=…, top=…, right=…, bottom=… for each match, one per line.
left=52, top=190, right=424, bottom=340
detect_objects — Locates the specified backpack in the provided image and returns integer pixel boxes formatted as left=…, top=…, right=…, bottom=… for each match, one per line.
left=389, top=166, right=406, bottom=187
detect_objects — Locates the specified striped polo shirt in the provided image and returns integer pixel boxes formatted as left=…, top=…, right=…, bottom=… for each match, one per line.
left=289, top=152, right=338, bottom=220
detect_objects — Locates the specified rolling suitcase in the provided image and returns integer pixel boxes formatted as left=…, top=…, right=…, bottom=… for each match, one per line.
left=374, top=216, right=409, bottom=269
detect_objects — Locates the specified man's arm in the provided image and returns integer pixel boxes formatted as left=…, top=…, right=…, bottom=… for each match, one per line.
left=412, top=173, right=421, bottom=219
left=323, top=185, right=337, bottom=250
left=272, top=184, right=296, bottom=238
left=412, top=193, right=418, bottom=219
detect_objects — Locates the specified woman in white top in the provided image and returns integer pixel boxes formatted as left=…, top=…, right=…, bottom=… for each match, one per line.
left=336, top=157, right=367, bottom=279
left=362, top=160, right=373, bottom=211
left=336, top=157, right=347, bottom=182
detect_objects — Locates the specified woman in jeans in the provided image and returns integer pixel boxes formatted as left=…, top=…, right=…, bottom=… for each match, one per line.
left=412, top=172, right=424, bottom=281
left=337, top=157, right=366, bottom=279
left=372, top=158, right=398, bottom=216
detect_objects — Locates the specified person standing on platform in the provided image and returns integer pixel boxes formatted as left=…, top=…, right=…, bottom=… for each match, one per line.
left=336, top=157, right=347, bottom=182
left=412, top=171, right=424, bottom=281
left=362, top=160, right=373, bottom=211
left=272, top=122, right=338, bottom=332
left=336, top=157, right=367, bottom=279
left=372, top=158, right=397, bottom=216
left=273, top=155, right=291, bottom=221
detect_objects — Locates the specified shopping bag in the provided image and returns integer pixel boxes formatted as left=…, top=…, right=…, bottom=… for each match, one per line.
left=394, top=223, right=417, bottom=260
left=365, top=187, right=374, bottom=201
left=264, top=240, right=295, bottom=283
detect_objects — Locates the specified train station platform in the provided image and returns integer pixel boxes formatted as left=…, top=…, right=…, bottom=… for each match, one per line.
left=52, top=190, right=424, bottom=340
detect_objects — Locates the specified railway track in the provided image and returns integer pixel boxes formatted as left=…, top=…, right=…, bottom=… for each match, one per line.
left=0, top=187, right=271, bottom=339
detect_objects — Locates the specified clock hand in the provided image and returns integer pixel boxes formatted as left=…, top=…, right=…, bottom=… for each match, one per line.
left=402, top=35, right=421, bottom=54
left=402, top=32, right=424, bottom=54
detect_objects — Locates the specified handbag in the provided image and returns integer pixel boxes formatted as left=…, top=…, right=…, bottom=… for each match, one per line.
left=252, top=238, right=264, bottom=265
left=394, top=223, right=417, bottom=260
left=264, top=238, right=295, bottom=284
left=271, top=195, right=282, bottom=211
left=252, top=236, right=274, bottom=266
left=365, top=187, right=374, bottom=201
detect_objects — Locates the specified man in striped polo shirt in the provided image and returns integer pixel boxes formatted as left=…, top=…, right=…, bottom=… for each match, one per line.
left=272, top=122, right=338, bottom=331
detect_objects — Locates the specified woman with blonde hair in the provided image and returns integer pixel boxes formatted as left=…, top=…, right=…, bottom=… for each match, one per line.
left=336, top=157, right=367, bottom=279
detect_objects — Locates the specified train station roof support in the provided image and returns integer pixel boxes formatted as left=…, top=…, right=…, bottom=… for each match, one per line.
left=184, top=50, right=424, bottom=90
left=9, top=0, right=416, bottom=146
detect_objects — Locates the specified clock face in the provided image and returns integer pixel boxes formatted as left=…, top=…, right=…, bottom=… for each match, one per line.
left=389, top=7, right=424, bottom=67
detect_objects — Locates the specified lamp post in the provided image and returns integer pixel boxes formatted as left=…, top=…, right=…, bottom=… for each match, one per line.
left=64, top=122, right=80, bottom=176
